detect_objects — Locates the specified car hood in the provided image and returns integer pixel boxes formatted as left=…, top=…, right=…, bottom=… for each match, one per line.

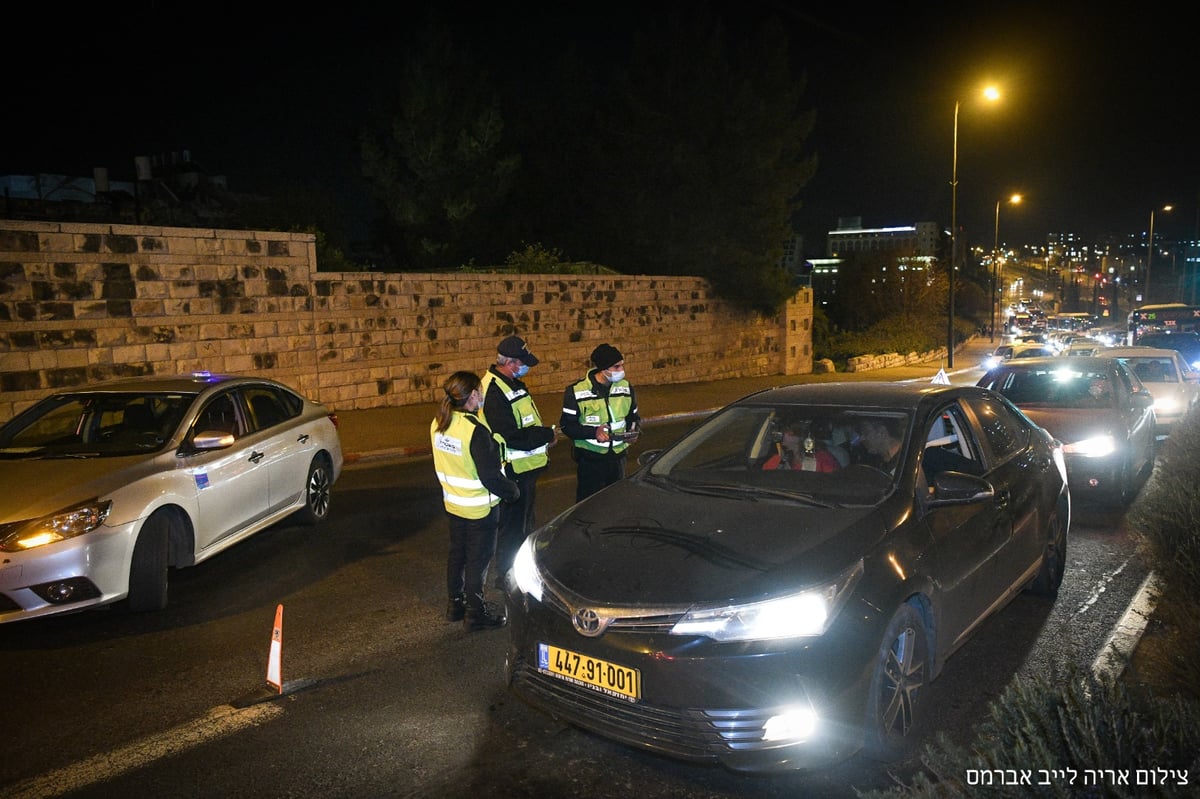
left=534, top=478, right=886, bottom=605
left=1014, top=406, right=1122, bottom=445
left=0, top=455, right=168, bottom=523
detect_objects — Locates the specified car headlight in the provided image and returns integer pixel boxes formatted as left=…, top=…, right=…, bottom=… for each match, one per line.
left=1062, top=435, right=1116, bottom=458
left=0, top=499, right=112, bottom=552
left=1154, top=396, right=1180, bottom=415
left=670, top=561, right=863, bottom=642
left=513, top=535, right=545, bottom=602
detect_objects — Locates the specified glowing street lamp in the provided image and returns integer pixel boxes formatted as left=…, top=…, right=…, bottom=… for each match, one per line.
left=1143, top=204, right=1173, bottom=306
left=990, top=193, right=1022, bottom=342
left=947, top=86, right=1001, bottom=367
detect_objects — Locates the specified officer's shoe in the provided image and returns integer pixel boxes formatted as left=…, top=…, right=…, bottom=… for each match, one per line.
left=446, top=594, right=466, bottom=622
left=464, top=602, right=507, bottom=632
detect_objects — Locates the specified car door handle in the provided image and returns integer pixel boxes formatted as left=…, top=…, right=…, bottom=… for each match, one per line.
left=249, top=450, right=265, bottom=463
left=297, top=433, right=310, bottom=444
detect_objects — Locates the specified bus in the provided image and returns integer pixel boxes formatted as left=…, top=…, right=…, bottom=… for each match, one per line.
left=1128, top=303, right=1200, bottom=343
left=1048, top=312, right=1093, bottom=332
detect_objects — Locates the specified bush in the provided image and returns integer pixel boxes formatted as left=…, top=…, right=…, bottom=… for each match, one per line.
left=863, top=668, right=1200, bottom=798
left=817, top=315, right=965, bottom=368
left=1127, top=408, right=1200, bottom=599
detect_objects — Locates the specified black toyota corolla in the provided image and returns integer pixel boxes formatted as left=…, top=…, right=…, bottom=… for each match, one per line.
left=505, top=382, right=1070, bottom=773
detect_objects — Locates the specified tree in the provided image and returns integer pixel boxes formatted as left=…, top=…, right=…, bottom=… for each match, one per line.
left=359, top=14, right=519, bottom=270
left=546, top=5, right=816, bottom=315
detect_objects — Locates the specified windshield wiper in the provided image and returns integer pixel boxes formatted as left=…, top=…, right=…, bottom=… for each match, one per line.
left=675, top=481, right=834, bottom=508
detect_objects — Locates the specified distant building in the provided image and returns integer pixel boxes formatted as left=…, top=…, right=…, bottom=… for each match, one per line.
left=1, top=151, right=236, bottom=227
left=810, top=218, right=942, bottom=312
left=826, top=218, right=941, bottom=258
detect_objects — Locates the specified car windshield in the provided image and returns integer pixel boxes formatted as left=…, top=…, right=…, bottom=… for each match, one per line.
left=981, top=365, right=1116, bottom=408
left=641, top=403, right=910, bottom=506
left=0, top=391, right=197, bottom=458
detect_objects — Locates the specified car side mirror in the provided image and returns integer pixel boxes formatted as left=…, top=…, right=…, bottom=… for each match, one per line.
left=927, top=471, right=993, bottom=507
left=191, top=430, right=236, bottom=451
left=637, top=449, right=662, bottom=467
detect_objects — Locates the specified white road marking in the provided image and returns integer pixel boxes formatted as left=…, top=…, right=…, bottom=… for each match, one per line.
left=5, top=702, right=284, bottom=799
left=1092, top=570, right=1163, bottom=681
left=1072, top=555, right=1133, bottom=618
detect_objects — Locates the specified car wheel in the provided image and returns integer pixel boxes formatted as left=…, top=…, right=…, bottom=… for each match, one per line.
left=1029, top=511, right=1066, bottom=596
left=293, top=454, right=333, bottom=526
left=863, top=602, right=929, bottom=761
left=128, top=513, right=170, bottom=612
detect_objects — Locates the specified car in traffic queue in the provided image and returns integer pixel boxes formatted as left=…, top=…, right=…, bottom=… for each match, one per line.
left=1134, top=331, right=1200, bottom=371
left=1104, top=346, right=1200, bottom=439
left=0, top=373, right=343, bottom=624
left=504, top=382, right=1070, bottom=773
left=976, top=356, right=1156, bottom=507
left=981, top=341, right=1055, bottom=370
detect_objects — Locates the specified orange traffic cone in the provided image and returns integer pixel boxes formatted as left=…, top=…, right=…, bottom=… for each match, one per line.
left=266, top=604, right=283, bottom=694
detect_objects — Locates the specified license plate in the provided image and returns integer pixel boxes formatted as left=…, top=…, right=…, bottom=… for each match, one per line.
left=537, top=643, right=641, bottom=702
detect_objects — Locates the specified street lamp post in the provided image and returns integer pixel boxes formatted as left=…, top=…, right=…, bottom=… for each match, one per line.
left=991, top=193, right=1022, bottom=342
left=948, top=100, right=959, bottom=367
left=946, top=87, right=1000, bottom=368
left=1143, top=204, right=1173, bottom=306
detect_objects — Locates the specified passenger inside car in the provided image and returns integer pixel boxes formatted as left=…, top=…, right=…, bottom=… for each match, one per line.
left=762, top=421, right=840, bottom=472
left=1133, top=360, right=1169, bottom=383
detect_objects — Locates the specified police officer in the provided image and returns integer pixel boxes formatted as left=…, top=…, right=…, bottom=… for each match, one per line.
left=560, top=343, right=641, bottom=502
left=431, top=371, right=519, bottom=631
left=481, top=335, right=556, bottom=588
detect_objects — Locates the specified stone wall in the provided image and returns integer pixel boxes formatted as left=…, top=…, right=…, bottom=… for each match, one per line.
left=0, top=219, right=813, bottom=420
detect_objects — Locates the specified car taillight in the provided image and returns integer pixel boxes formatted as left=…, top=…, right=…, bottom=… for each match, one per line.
left=327, top=412, right=340, bottom=428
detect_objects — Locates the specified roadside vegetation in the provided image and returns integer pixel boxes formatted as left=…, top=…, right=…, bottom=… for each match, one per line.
left=863, top=410, right=1200, bottom=798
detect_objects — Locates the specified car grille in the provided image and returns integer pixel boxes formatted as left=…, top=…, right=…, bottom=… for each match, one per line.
left=539, top=588, right=685, bottom=633
left=511, top=653, right=786, bottom=761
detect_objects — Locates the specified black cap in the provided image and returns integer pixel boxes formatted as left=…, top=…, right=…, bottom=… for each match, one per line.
left=590, top=343, right=623, bottom=370
left=498, top=335, right=539, bottom=366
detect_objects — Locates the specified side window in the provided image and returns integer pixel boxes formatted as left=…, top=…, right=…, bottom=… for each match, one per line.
left=193, top=393, right=243, bottom=440
left=963, top=395, right=1029, bottom=462
left=244, top=386, right=290, bottom=431
left=921, top=403, right=984, bottom=480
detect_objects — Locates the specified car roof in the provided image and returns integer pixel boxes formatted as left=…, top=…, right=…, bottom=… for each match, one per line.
left=735, top=380, right=974, bottom=412
left=48, top=373, right=277, bottom=394
left=983, top=355, right=1120, bottom=371
left=1104, top=346, right=1183, bottom=359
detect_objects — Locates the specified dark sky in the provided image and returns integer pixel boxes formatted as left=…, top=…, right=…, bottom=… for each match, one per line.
left=7, top=2, right=1196, bottom=254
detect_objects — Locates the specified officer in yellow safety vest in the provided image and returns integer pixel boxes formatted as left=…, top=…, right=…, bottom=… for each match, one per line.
left=431, top=370, right=519, bottom=632
left=481, top=335, right=557, bottom=589
left=560, top=343, right=641, bottom=502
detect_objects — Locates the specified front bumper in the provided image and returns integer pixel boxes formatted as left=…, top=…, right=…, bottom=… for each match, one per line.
left=0, top=521, right=137, bottom=623
left=504, top=589, right=880, bottom=773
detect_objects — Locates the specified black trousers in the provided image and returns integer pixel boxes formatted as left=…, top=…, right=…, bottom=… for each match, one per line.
left=496, top=471, right=539, bottom=580
left=575, top=453, right=626, bottom=502
left=445, top=506, right=499, bottom=608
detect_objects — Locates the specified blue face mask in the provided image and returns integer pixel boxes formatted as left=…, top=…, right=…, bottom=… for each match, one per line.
left=514, top=364, right=530, bottom=379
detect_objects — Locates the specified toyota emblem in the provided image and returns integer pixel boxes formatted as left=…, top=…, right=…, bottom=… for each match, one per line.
left=572, top=607, right=603, bottom=636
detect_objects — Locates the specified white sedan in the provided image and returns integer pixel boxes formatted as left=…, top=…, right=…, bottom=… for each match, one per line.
left=1106, top=346, right=1200, bottom=438
left=0, top=373, right=343, bottom=624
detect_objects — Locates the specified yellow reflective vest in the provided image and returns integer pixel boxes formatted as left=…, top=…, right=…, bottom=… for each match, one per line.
left=570, top=375, right=634, bottom=456
left=481, top=370, right=549, bottom=475
left=431, top=412, right=501, bottom=519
